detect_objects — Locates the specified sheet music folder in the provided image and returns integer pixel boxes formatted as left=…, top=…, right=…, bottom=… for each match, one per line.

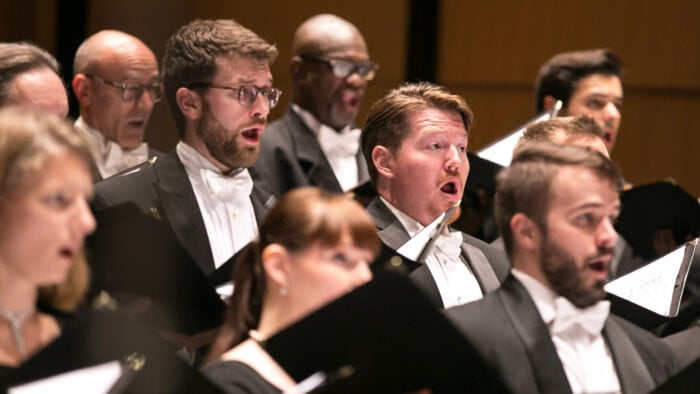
left=263, top=272, right=509, bottom=393
left=4, top=309, right=222, bottom=393
left=605, top=238, right=698, bottom=329
left=616, top=180, right=700, bottom=260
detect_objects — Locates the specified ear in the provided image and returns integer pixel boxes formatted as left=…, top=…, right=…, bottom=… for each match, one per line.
left=372, top=145, right=395, bottom=179
left=176, top=87, right=203, bottom=121
left=261, top=243, right=292, bottom=291
left=71, top=74, right=91, bottom=105
left=542, top=95, right=559, bottom=112
left=290, top=56, right=310, bottom=88
left=510, top=213, right=541, bottom=252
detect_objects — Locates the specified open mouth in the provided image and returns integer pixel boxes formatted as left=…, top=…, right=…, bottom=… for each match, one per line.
left=59, top=248, right=74, bottom=260
left=127, top=119, right=145, bottom=128
left=241, top=128, right=261, bottom=143
left=440, top=181, right=459, bottom=195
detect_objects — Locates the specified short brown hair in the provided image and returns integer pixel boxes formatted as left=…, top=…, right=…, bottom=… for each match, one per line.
left=361, top=82, right=473, bottom=183
left=494, top=142, right=622, bottom=256
left=162, top=19, right=278, bottom=136
left=0, top=106, right=94, bottom=311
left=520, top=115, right=603, bottom=145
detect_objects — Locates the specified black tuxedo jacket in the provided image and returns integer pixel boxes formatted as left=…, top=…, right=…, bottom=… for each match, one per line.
left=90, top=150, right=276, bottom=276
left=446, top=275, right=678, bottom=393
left=366, top=197, right=509, bottom=308
left=253, top=106, right=369, bottom=197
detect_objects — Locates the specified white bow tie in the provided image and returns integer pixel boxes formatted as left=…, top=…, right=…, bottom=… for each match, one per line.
left=551, top=297, right=610, bottom=338
left=103, top=142, right=149, bottom=174
left=432, top=231, right=463, bottom=261
left=317, top=126, right=361, bottom=158
left=200, top=168, right=253, bottom=203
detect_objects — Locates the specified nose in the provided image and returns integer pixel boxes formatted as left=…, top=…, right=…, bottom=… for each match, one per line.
left=344, top=69, right=367, bottom=88
left=444, top=145, right=463, bottom=173
left=74, top=197, right=97, bottom=237
left=597, top=217, right=619, bottom=249
left=135, top=90, right=156, bottom=110
left=353, top=261, right=373, bottom=287
left=603, top=102, right=620, bottom=122
left=249, top=92, right=270, bottom=120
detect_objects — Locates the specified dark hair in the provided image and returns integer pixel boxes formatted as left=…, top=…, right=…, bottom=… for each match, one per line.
left=534, top=49, right=623, bottom=113
left=494, top=142, right=622, bottom=256
left=161, top=19, right=278, bottom=137
left=0, top=42, right=63, bottom=106
left=206, top=187, right=380, bottom=361
left=361, top=81, right=473, bottom=184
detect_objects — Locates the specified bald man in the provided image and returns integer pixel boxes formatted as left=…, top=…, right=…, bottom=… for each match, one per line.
left=253, top=14, right=378, bottom=196
left=0, top=42, right=68, bottom=116
left=72, top=30, right=164, bottom=179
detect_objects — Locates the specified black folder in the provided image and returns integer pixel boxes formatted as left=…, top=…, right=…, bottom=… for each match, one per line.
left=616, top=181, right=700, bottom=260
left=3, top=308, right=222, bottom=393
left=263, top=272, right=509, bottom=393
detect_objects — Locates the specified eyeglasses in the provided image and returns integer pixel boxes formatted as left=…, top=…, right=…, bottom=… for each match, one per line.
left=86, top=74, right=164, bottom=103
left=301, top=55, right=379, bottom=81
left=188, top=83, right=282, bottom=109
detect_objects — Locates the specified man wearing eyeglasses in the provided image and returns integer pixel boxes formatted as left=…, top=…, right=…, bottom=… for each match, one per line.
left=72, top=30, right=164, bottom=179
left=254, top=14, right=377, bottom=197
left=89, top=19, right=279, bottom=284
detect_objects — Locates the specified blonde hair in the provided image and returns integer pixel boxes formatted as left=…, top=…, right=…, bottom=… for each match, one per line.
left=0, top=106, right=95, bottom=311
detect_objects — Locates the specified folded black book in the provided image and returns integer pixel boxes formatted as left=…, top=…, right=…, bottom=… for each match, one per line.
left=86, top=202, right=226, bottom=338
left=616, top=181, right=700, bottom=260
left=263, top=272, right=509, bottom=393
left=3, top=308, right=222, bottom=393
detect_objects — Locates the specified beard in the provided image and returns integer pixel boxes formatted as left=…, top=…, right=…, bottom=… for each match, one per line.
left=196, top=103, right=261, bottom=170
left=540, top=235, right=610, bottom=308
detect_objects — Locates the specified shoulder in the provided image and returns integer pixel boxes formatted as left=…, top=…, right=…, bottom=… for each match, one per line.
left=461, top=232, right=511, bottom=279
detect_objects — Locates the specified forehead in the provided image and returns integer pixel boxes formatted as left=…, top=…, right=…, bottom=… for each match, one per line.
left=406, top=107, right=467, bottom=138
left=212, top=54, right=272, bottom=84
left=548, top=165, right=619, bottom=211
left=98, top=42, right=159, bottom=79
left=10, top=67, right=68, bottom=116
left=572, top=73, right=623, bottom=98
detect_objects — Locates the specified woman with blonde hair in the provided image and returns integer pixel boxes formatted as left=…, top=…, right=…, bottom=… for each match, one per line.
left=203, top=186, right=380, bottom=393
left=0, top=107, right=96, bottom=375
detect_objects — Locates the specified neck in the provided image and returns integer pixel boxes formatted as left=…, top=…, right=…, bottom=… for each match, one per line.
left=0, top=266, right=38, bottom=313
left=255, top=295, right=298, bottom=340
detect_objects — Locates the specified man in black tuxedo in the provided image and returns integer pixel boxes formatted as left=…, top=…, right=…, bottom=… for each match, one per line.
left=360, top=82, right=509, bottom=309
left=447, top=143, right=678, bottom=393
left=253, top=14, right=376, bottom=197
left=90, top=19, right=279, bottom=278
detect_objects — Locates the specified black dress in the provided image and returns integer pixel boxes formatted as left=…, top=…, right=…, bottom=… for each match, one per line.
left=202, top=360, right=282, bottom=394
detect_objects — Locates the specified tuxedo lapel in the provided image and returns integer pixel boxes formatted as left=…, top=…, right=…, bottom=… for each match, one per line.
left=461, top=241, right=500, bottom=293
left=603, top=318, right=655, bottom=393
left=499, top=277, right=572, bottom=393
left=152, top=153, right=214, bottom=275
left=285, top=109, right=343, bottom=192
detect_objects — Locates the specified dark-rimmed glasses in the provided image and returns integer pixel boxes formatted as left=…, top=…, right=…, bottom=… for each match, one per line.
left=85, top=74, right=164, bottom=103
left=301, top=55, right=379, bottom=81
left=188, top=83, right=282, bottom=109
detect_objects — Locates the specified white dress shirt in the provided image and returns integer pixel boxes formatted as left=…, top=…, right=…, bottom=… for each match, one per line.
left=512, top=269, right=621, bottom=394
left=381, top=197, right=483, bottom=308
left=292, top=104, right=360, bottom=191
left=177, top=142, right=258, bottom=269
left=74, top=116, right=149, bottom=179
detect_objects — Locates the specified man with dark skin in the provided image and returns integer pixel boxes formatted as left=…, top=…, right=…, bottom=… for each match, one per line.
left=254, top=14, right=378, bottom=196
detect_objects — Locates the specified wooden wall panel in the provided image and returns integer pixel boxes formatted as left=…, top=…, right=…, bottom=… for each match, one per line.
left=438, top=0, right=700, bottom=196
